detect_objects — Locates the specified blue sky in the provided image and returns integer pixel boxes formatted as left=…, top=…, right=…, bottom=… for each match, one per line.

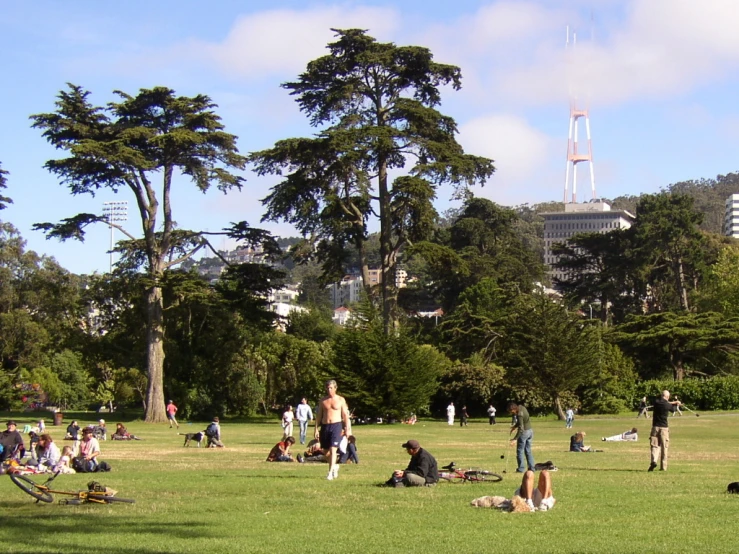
left=2, top=0, right=739, bottom=274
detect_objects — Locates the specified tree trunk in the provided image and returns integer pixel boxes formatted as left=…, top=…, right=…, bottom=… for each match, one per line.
left=675, top=255, right=690, bottom=311
left=378, top=160, right=393, bottom=335
left=144, top=284, right=167, bottom=422
left=554, top=396, right=566, bottom=420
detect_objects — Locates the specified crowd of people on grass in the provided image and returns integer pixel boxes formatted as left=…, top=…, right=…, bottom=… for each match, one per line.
left=2, top=385, right=691, bottom=515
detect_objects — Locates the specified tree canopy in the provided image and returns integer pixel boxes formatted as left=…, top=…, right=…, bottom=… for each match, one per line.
left=251, top=29, right=495, bottom=333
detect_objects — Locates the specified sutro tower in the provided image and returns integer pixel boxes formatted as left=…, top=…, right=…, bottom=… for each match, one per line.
left=563, top=27, right=595, bottom=204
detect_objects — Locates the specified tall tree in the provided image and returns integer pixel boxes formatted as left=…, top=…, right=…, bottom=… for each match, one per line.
left=611, top=311, right=739, bottom=380
left=251, top=29, right=495, bottom=333
left=632, top=194, right=706, bottom=312
left=501, top=291, right=601, bottom=418
left=31, top=84, right=248, bottom=422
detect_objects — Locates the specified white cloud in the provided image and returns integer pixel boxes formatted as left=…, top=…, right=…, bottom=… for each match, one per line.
left=198, top=6, right=401, bottom=79
left=458, top=114, right=560, bottom=203
left=414, top=0, right=739, bottom=109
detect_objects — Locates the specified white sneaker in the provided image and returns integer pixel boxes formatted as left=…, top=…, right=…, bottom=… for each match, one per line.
left=526, top=498, right=536, bottom=512
left=327, top=471, right=334, bottom=481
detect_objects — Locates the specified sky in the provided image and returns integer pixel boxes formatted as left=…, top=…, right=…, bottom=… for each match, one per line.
left=2, top=0, right=739, bottom=274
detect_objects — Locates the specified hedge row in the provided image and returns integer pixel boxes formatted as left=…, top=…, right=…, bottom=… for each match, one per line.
left=634, top=376, right=739, bottom=411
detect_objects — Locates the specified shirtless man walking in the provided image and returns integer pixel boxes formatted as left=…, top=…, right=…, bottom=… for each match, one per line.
left=315, top=379, right=352, bottom=481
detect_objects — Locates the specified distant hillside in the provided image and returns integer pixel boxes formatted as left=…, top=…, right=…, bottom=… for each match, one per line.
left=610, top=173, right=739, bottom=235
left=523, top=173, right=739, bottom=236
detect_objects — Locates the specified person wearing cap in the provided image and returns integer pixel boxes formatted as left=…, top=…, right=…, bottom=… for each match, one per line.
left=166, top=400, right=179, bottom=429
left=393, top=440, right=439, bottom=487
left=0, top=420, right=25, bottom=462
left=93, top=419, right=107, bottom=441
left=75, top=426, right=101, bottom=472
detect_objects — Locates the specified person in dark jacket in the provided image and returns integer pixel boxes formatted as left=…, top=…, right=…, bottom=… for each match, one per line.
left=569, top=432, right=592, bottom=452
left=392, top=439, right=438, bottom=487
left=0, top=420, right=24, bottom=461
left=648, top=390, right=681, bottom=472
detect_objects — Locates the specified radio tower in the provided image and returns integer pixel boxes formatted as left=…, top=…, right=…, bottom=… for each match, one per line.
left=563, top=27, right=595, bottom=204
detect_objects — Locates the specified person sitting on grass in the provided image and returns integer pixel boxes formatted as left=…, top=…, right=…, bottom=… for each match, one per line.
left=602, top=428, right=638, bottom=442
left=267, top=436, right=298, bottom=462
left=387, top=439, right=438, bottom=487
left=27, top=434, right=61, bottom=469
left=569, top=431, right=593, bottom=452
left=112, top=423, right=141, bottom=441
left=470, top=470, right=556, bottom=512
left=74, top=426, right=101, bottom=472
left=65, top=421, right=80, bottom=440
left=53, top=446, right=76, bottom=474
left=301, top=439, right=327, bottom=462
left=338, top=434, right=359, bottom=464
left=206, top=417, right=225, bottom=448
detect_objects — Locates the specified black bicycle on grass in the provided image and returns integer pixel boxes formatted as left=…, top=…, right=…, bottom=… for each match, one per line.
left=9, top=470, right=135, bottom=505
left=438, top=461, right=503, bottom=483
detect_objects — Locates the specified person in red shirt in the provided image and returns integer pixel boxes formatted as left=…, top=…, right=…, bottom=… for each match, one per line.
left=267, top=437, right=297, bottom=462
left=166, top=400, right=179, bottom=429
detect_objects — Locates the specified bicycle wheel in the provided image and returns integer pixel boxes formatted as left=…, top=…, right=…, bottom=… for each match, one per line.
left=9, top=473, right=54, bottom=503
left=465, top=470, right=503, bottom=483
left=95, top=495, right=136, bottom=504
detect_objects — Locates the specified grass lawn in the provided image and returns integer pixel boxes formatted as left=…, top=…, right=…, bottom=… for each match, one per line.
left=1, top=411, right=738, bottom=553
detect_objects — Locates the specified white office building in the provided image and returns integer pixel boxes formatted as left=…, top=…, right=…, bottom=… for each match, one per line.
left=541, top=201, right=635, bottom=283
left=723, top=194, right=739, bottom=238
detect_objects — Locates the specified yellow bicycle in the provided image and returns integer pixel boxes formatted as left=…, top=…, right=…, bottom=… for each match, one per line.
left=9, top=470, right=135, bottom=505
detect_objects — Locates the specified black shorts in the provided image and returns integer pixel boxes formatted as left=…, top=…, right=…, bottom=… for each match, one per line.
left=319, top=422, right=343, bottom=450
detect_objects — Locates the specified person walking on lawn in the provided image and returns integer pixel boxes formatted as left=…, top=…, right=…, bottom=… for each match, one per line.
left=166, top=400, right=179, bottom=429
left=648, top=390, right=681, bottom=472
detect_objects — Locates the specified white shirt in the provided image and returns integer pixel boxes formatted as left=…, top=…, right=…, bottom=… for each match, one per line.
left=282, top=411, right=294, bottom=424
left=447, top=404, right=455, bottom=416
left=295, top=403, right=313, bottom=422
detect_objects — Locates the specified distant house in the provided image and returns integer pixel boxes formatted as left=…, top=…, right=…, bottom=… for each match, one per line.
left=333, top=306, right=352, bottom=326
left=269, top=302, right=307, bottom=332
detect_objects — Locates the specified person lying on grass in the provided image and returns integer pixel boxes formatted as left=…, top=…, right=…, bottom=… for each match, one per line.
left=267, top=436, right=298, bottom=462
left=470, top=470, right=556, bottom=512
left=569, top=432, right=593, bottom=452
left=602, top=428, right=638, bottom=442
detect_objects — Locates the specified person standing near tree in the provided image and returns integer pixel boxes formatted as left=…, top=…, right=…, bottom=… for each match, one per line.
left=487, top=404, right=496, bottom=425
left=565, top=407, right=574, bottom=429
left=508, top=402, right=535, bottom=473
left=648, top=390, right=681, bottom=472
left=446, top=402, right=455, bottom=426
left=295, top=397, right=313, bottom=445
left=315, top=380, right=352, bottom=481
left=166, top=400, right=179, bottom=429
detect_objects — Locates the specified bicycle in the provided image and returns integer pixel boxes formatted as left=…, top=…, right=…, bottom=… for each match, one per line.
left=9, top=470, right=135, bottom=505
left=438, top=461, right=503, bottom=483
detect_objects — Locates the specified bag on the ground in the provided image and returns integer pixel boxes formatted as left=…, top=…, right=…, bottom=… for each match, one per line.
left=534, top=460, right=558, bottom=471
left=73, top=457, right=97, bottom=473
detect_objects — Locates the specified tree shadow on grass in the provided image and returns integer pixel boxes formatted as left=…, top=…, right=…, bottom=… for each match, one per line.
left=0, top=511, right=213, bottom=554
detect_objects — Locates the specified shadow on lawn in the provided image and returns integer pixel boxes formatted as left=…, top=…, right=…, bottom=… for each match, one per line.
left=0, top=511, right=212, bottom=553
left=563, top=467, right=647, bottom=472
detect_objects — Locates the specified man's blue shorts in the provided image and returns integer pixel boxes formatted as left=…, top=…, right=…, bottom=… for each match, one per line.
left=319, top=422, right=343, bottom=450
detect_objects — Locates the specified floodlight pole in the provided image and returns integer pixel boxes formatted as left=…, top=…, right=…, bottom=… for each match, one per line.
left=102, top=201, right=128, bottom=273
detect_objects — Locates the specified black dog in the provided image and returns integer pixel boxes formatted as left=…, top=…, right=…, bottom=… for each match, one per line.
left=728, top=482, right=739, bottom=494
left=179, top=431, right=205, bottom=448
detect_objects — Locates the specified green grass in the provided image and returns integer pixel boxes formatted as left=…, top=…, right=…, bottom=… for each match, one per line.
left=1, top=412, right=738, bottom=553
